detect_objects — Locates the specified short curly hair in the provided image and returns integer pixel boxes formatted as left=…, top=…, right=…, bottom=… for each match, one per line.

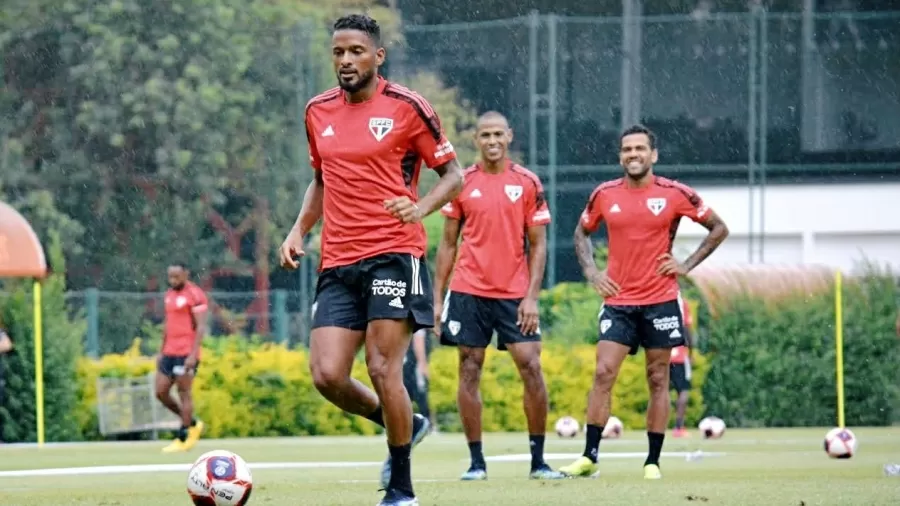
left=333, top=14, right=381, bottom=46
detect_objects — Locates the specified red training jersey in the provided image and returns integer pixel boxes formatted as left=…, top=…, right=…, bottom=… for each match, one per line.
left=305, top=77, right=457, bottom=270
left=162, top=281, right=208, bottom=356
left=580, top=175, right=711, bottom=306
left=441, top=161, right=551, bottom=299
left=670, top=297, right=693, bottom=364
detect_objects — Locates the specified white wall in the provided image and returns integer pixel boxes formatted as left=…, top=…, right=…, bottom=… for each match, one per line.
left=674, top=183, right=900, bottom=273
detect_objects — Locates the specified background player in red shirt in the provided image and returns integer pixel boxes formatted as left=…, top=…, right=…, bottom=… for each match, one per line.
left=156, top=262, right=207, bottom=453
left=560, top=125, right=729, bottom=480
left=277, top=14, right=463, bottom=506
left=670, top=297, right=695, bottom=438
left=433, top=111, right=563, bottom=481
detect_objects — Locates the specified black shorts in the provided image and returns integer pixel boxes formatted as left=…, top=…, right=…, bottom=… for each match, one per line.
left=669, top=363, right=691, bottom=392
left=157, top=355, right=199, bottom=378
left=312, top=253, right=433, bottom=332
left=597, top=299, right=686, bottom=355
left=439, top=291, right=540, bottom=351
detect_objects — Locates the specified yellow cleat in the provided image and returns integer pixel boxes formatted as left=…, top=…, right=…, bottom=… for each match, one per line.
left=643, top=464, right=662, bottom=480
left=161, top=439, right=187, bottom=453
left=559, top=456, right=598, bottom=478
left=182, top=421, right=205, bottom=450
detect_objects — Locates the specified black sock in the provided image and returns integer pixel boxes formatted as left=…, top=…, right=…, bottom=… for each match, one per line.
left=583, top=424, right=603, bottom=463
left=365, top=405, right=386, bottom=428
left=468, top=441, right=485, bottom=469
left=387, top=443, right=414, bottom=495
left=645, top=431, right=665, bottom=466
left=529, top=434, right=546, bottom=470
left=177, top=426, right=188, bottom=442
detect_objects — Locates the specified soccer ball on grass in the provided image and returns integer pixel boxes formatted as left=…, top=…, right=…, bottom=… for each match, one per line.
left=555, top=416, right=580, bottom=438
left=698, top=416, right=726, bottom=439
left=602, top=416, right=624, bottom=439
left=187, top=450, right=253, bottom=506
left=824, top=427, right=858, bottom=459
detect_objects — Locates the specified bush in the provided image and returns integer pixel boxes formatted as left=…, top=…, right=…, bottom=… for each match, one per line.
left=75, top=339, right=708, bottom=439
left=702, top=266, right=900, bottom=427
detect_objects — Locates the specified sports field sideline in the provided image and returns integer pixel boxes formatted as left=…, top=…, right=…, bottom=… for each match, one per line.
left=1, top=428, right=898, bottom=505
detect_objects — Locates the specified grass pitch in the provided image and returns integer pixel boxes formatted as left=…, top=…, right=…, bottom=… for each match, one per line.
left=1, top=428, right=899, bottom=505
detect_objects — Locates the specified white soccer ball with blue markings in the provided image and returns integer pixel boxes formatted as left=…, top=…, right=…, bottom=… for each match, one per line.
left=555, top=416, right=580, bottom=438
left=187, top=450, right=253, bottom=506
left=824, top=427, right=858, bottom=459
left=698, top=416, right=727, bottom=439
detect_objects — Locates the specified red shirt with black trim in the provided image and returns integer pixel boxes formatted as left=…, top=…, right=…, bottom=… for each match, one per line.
left=580, top=175, right=711, bottom=306
left=441, top=161, right=551, bottom=299
left=162, top=281, right=208, bottom=356
left=305, top=77, right=457, bottom=270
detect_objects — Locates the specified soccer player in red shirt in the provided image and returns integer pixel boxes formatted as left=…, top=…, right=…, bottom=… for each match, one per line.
left=670, top=297, right=695, bottom=438
left=156, top=262, right=207, bottom=453
left=433, top=111, right=563, bottom=481
left=277, top=14, right=463, bottom=506
left=560, top=125, right=729, bottom=480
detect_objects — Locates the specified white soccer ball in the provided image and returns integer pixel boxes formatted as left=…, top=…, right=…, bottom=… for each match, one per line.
left=602, top=416, right=624, bottom=439
left=698, top=416, right=726, bottom=439
left=555, top=416, right=580, bottom=438
left=187, top=450, right=254, bottom=506
left=824, top=427, right=858, bottom=459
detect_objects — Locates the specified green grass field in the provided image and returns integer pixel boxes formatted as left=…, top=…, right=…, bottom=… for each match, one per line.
left=1, top=428, right=898, bottom=505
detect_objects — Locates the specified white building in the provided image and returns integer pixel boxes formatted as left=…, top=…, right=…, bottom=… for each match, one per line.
left=674, top=183, right=900, bottom=273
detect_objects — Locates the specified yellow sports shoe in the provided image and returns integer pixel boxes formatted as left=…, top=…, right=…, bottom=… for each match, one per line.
left=182, top=420, right=205, bottom=450
left=559, top=456, right=598, bottom=478
left=161, top=439, right=187, bottom=453
left=643, top=464, right=662, bottom=480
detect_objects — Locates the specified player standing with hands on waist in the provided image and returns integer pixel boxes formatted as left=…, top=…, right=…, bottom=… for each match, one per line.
left=560, top=125, right=728, bottom=480
left=278, top=14, right=463, bottom=506
left=434, top=111, right=564, bottom=481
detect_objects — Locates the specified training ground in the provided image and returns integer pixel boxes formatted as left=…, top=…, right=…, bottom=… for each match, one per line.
left=1, top=428, right=898, bottom=505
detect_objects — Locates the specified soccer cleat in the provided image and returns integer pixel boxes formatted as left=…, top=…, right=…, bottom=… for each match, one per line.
left=672, top=428, right=690, bottom=438
left=559, top=456, right=598, bottom=478
left=376, top=489, right=419, bottom=506
left=643, top=463, right=662, bottom=480
left=379, top=414, right=431, bottom=489
left=529, top=465, right=566, bottom=480
left=161, top=439, right=187, bottom=453
left=183, top=420, right=205, bottom=450
left=460, top=467, right=488, bottom=481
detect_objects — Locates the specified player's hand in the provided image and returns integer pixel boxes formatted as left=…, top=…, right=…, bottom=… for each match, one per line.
left=279, top=230, right=305, bottom=270
left=657, top=253, right=688, bottom=277
left=384, top=197, right=424, bottom=224
left=433, top=303, right=443, bottom=337
left=184, top=354, right=198, bottom=371
left=588, top=269, right=620, bottom=298
left=517, top=296, right=540, bottom=335
left=417, top=361, right=430, bottom=381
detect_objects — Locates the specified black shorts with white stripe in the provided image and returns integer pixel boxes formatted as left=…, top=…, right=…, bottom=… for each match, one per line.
left=311, top=253, right=434, bottom=332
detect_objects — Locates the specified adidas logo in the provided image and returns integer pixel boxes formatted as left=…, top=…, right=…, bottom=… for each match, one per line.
left=669, top=329, right=681, bottom=338
left=610, top=204, right=621, bottom=213
left=469, top=188, right=482, bottom=198
left=322, top=125, right=334, bottom=137
left=389, top=297, right=404, bottom=309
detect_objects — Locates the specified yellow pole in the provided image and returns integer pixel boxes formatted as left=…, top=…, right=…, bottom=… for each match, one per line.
left=834, top=270, right=845, bottom=429
left=33, top=280, right=45, bottom=447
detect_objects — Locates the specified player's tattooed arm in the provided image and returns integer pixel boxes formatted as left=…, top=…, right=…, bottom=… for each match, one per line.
left=416, top=158, right=464, bottom=217
left=574, top=224, right=599, bottom=279
left=682, top=211, right=729, bottom=272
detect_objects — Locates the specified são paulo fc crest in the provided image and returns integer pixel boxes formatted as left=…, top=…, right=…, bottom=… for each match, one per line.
left=448, top=320, right=461, bottom=336
left=647, top=198, right=667, bottom=216
left=504, top=185, right=523, bottom=203
left=368, top=117, right=394, bottom=142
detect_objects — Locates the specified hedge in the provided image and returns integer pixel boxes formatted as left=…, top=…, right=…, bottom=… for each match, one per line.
left=72, top=338, right=708, bottom=440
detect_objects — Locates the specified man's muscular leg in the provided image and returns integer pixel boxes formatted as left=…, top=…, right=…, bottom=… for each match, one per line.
left=154, top=372, right=181, bottom=418
left=506, top=342, right=550, bottom=471
left=582, top=341, right=631, bottom=462
left=644, top=348, right=672, bottom=468
left=309, top=327, right=382, bottom=423
left=457, top=346, right=486, bottom=471
left=366, top=319, right=415, bottom=496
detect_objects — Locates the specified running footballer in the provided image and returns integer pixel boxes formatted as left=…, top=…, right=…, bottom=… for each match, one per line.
left=560, top=125, right=728, bottom=480
left=434, top=111, right=563, bottom=481
left=157, top=263, right=206, bottom=453
left=278, top=14, right=463, bottom=506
